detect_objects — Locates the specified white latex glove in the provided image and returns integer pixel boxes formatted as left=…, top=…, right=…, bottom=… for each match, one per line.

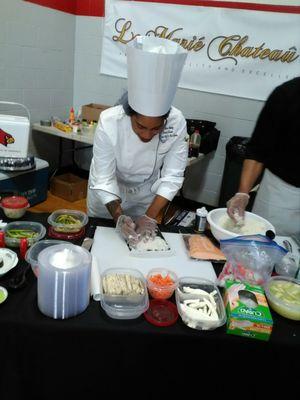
left=116, top=215, right=139, bottom=247
left=135, top=215, right=158, bottom=242
left=227, top=192, right=250, bottom=223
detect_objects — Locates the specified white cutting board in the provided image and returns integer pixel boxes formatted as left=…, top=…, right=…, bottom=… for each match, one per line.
left=91, top=227, right=216, bottom=282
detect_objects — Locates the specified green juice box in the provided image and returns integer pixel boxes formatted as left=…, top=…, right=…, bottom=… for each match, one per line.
left=224, top=280, right=273, bottom=341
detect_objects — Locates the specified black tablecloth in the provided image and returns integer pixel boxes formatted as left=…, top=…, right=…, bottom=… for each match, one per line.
left=0, top=212, right=299, bottom=399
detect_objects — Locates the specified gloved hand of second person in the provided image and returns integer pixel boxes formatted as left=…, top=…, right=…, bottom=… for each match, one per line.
left=116, top=215, right=139, bottom=246
left=135, top=215, right=158, bottom=241
left=227, top=192, right=250, bottom=224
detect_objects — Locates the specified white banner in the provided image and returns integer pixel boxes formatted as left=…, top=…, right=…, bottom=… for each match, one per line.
left=100, top=0, right=300, bottom=100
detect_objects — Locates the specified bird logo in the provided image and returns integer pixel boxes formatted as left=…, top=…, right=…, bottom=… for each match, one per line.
left=0, top=128, right=15, bottom=147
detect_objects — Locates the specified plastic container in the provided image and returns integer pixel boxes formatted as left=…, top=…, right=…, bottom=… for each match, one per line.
left=128, top=229, right=173, bottom=258
left=0, top=248, right=18, bottom=276
left=194, top=207, right=208, bottom=233
left=275, top=253, right=299, bottom=279
left=146, top=268, right=178, bottom=300
left=175, top=277, right=226, bottom=331
left=144, top=299, right=178, bottom=327
left=37, top=244, right=92, bottom=319
left=189, top=129, right=201, bottom=157
left=182, top=234, right=226, bottom=262
left=4, top=221, right=46, bottom=248
left=100, top=268, right=149, bottom=319
left=1, top=196, right=29, bottom=219
left=48, top=226, right=85, bottom=240
left=47, top=209, right=88, bottom=233
left=264, top=276, right=300, bottom=321
left=0, top=286, right=8, bottom=305
left=25, top=239, right=66, bottom=277
left=207, top=208, right=275, bottom=242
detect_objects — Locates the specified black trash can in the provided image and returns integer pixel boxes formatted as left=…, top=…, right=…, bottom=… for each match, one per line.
left=218, top=136, right=250, bottom=207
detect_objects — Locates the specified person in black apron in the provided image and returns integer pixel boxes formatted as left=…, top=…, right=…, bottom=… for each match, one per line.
left=227, top=77, right=300, bottom=238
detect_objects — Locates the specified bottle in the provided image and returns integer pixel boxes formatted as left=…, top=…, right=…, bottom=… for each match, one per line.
left=194, top=207, right=208, bottom=233
left=69, top=107, right=75, bottom=124
left=189, top=129, right=201, bottom=157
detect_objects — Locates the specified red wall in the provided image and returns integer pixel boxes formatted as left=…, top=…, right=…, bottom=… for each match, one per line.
left=24, top=0, right=300, bottom=15
left=137, top=0, right=300, bottom=14
left=25, top=0, right=105, bottom=16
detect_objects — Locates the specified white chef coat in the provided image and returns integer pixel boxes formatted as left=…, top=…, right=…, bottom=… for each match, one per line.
left=253, top=169, right=300, bottom=238
left=87, top=105, right=188, bottom=218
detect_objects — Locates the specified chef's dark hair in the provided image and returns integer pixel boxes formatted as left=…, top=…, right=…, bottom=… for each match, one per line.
left=116, top=91, right=170, bottom=119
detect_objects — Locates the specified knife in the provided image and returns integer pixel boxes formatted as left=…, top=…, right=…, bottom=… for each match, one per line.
left=81, top=225, right=96, bottom=251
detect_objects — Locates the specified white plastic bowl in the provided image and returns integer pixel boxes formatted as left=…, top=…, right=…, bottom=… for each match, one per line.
left=207, top=208, right=276, bottom=242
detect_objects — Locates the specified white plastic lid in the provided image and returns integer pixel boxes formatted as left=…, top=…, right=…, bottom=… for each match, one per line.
left=196, top=207, right=208, bottom=217
left=38, top=243, right=91, bottom=272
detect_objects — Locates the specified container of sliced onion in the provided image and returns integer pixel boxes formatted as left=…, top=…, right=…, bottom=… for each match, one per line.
left=175, top=277, right=226, bottom=331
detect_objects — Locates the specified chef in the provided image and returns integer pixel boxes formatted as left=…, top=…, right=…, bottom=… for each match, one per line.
left=227, top=77, right=300, bottom=238
left=87, top=36, right=188, bottom=244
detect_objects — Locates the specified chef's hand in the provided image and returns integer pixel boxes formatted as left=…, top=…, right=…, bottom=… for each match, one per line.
left=116, top=215, right=139, bottom=247
left=227, top=192, right=250, bottom=223
left=135, top=215, right=158, bottom=242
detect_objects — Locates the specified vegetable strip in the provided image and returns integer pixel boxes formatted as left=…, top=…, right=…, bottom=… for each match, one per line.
left=6, top=229, right=38, bottom=239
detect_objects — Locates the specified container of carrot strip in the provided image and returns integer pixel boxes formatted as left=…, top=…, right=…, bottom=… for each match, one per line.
left=146, top=268, right=178, bottom=300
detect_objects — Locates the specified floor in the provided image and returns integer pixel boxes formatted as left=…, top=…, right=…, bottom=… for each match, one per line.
left=29, top=191, right=87, bottom=213
left=29, top=191, right=170, bottom=223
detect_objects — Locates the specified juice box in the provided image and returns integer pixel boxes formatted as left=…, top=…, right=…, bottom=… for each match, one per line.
left=224, top=280, right=273, bottom=341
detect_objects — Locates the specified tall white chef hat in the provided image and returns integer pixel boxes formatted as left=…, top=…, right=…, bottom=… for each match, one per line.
left=126, top=36, right=187, bottom=117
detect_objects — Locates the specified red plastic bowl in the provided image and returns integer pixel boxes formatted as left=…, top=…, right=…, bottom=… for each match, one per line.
left=144, top=299, right=178, bottom=327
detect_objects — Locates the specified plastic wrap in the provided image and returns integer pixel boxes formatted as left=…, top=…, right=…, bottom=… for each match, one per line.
left=218, top=235, right=287, bottom=286
left=182, top=234, right=226, bottom=262
left=128, top=229, right=173, bottom=258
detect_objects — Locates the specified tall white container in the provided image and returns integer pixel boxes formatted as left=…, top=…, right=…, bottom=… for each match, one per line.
left=0, top=102, right=30, bottom=158
left=37, top=244, right=92, bottom=319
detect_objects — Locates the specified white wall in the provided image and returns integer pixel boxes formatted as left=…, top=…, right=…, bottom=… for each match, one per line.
left=73, top=17, right=125, bottom=110
left=0, top=0, right=75, bottom=166
left=0, top=4, right=266, bottom=205
left=73, top=16, right=265, bottom=206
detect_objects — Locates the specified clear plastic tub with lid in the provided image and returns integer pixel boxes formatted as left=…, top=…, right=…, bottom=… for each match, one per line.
left=146, top=268, right=178, bottom=300
left=264, top=275, right=300, bottom=321
left=175, top=277, right=226, bottom=331
left=0, top=196, right=29, bottom=219
left=25, top=239, right=67, bottom=277
left=47, top=209, right=88, bottom=233
left=4, top=221, right=46, bottom=248
left=100, top=268, right=149, bottom=319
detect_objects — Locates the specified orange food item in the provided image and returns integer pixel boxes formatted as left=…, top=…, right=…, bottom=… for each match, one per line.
left=188, top=235, right=226, bottom=261
left=148, top=273, right=175, bottom=300
left=149, top=274, right=174, bottom=286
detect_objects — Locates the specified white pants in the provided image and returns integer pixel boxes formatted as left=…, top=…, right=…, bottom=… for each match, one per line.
left=87, top=181, right=156, bottom=219
left=253, top=169, right=300, bottom=238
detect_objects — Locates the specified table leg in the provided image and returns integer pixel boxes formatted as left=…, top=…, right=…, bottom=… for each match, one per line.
left=58, top=137, right=63, bottom=169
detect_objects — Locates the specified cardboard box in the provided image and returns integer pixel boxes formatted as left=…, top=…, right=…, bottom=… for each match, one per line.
left=50, top=173, right=87, bottom=202
left=81, top=103, right=110, bottom=122
left=224, top=280, right=273, bottom=341
left=0, top=158, right=49, bottom=206
left=0, top=114, right=30, bottom=158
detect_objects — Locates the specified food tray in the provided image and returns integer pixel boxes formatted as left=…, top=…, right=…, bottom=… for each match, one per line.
left=175, top=277, right=226, bottom=331
left=128, top=229, right=174, bottom=258
left=47, top=209, right=88, bottom=233
left=264, top=276, right=300, bottom=321
left=182, top=234, right=226, bottom=262
left=0, top=155, right=35, bottom=171
left=4, top=221, right=46, bottom=248
left=100, top=267, right=149, bottom=319
left=0, top=248, right=18, bottom=276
